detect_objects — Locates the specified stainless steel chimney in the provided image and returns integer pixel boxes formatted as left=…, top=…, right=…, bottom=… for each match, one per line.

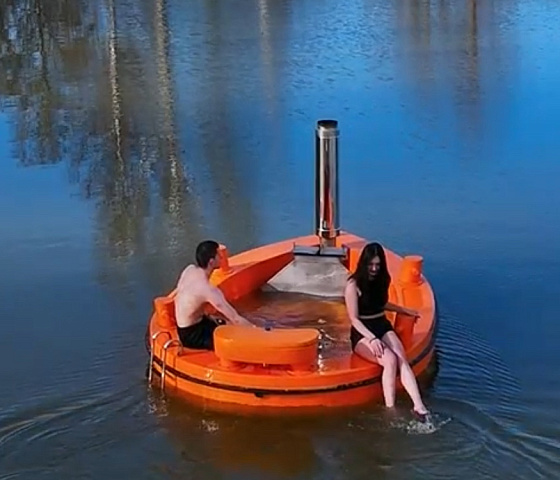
left=315, top=120, right=340, bottom=247
left=266, top=120, right=346, bottom=297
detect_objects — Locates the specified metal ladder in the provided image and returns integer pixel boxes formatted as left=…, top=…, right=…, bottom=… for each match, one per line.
left=148, top=331, right=184, bottom=392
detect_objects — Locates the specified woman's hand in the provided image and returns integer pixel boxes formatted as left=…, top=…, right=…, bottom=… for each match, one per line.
left=369, top=338, right=385, bottom=357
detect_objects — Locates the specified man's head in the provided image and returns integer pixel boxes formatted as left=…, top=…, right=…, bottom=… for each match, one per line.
left=195, top=240, right=220, bottom=271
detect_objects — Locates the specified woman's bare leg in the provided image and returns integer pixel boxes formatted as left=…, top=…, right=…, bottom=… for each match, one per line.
left=382, top=331, right=428, bottom=414
left=354, top=339, right=398, bottom=407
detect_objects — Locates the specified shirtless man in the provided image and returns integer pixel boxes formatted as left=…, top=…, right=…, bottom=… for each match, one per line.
left=175, top=240, right=253, bottom=350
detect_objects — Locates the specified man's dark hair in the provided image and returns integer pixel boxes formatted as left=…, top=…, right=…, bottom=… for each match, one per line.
left=195, top=240, right=220, bottom=268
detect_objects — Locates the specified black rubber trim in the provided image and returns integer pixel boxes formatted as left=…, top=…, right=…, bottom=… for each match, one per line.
left=149, top=322, right=436, bottom=397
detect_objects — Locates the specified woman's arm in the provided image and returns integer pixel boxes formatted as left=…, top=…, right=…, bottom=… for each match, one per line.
left=385, top=301, right=418, bottom=317
left=344, top=280, right=378, bottom=341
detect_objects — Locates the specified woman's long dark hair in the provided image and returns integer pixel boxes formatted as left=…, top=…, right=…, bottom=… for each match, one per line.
left=349, top=242, right=391, bottom=292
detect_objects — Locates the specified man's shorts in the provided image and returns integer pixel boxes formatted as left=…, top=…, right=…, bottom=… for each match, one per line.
left=177, top=315, right=225, bottom=350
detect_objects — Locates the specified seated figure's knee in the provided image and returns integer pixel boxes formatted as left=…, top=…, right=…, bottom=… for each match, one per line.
left=383, top=349, right=398, bottom=370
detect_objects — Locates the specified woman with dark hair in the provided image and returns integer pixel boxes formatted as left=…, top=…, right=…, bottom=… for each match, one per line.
left=344, top=242, right=429, bottom=417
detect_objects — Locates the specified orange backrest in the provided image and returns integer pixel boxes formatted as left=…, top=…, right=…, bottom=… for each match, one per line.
left=153, top=297, right=176, bottom=328
left=393, top=313, right=414, bottom=348
left=399, top=255, right=424, bottom=285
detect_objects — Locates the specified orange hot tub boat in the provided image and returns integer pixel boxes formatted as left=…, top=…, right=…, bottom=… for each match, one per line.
left=146, top=231, right=437, bottom=411
left=145, top=119, right=437, bottom=412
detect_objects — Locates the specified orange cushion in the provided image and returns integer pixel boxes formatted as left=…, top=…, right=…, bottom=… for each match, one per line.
left=214, top=325, right=319, bottom=366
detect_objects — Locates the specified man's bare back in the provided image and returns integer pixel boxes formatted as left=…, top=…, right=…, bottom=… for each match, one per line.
left=174, top=240, right=253, bottom=351
left=175, top=264, right=251, bottom=329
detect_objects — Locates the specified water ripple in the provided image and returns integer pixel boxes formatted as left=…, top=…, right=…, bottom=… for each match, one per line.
left=0, top=384, right=152, bottom=476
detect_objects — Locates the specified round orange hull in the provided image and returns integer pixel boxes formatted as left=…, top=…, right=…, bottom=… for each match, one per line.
left=147, top=232, right=437, bottom=411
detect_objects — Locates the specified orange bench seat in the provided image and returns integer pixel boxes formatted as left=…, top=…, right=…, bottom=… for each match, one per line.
left=214, top=325, right=319, bottom=369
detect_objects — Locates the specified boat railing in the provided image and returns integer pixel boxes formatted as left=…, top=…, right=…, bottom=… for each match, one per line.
left=148, top=330, right=172, bottom=383
left=160, top=339, right=184, bottom=391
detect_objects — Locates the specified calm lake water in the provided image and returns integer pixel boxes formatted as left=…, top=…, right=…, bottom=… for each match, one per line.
left=1, top=0, right=560, bottom=478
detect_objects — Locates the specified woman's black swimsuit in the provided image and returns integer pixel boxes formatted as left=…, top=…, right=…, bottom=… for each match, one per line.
left=177, top=315, right=225, bottom=350
left=350, top=278, right=394, bottom=350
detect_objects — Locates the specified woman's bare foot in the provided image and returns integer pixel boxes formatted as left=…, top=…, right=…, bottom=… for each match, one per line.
left=412, top=408, right=430, bottom=422
left=413, top=402, right=429, bottom=415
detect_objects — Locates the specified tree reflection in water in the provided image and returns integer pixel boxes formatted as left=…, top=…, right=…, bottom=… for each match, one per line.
left=0, top=0, right=205, bottom=294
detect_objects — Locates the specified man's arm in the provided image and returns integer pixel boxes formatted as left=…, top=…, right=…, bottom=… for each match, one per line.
left=206, top=287, right=253, bottom=326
